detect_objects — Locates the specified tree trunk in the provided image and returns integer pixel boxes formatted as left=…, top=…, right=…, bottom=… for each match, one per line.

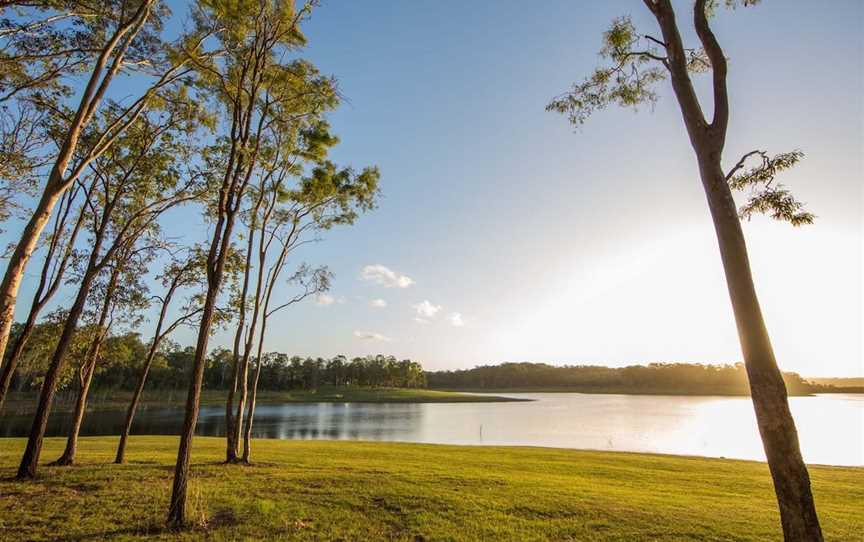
left=167, top=208, right=239, bottom=525
left=53, top=261, right=117, bottom=467
left=231, top=350, right=252, bottom=459
left=0, top=318, right=36, bottom=412
left=16, top=263, right=100, bottom=479
left=0, top=188, right=85, bottom=413
left=0, top=189, right=62, bottom=378
left=52, top=353, right=98, bottom=466
left=225, top=187, right=265, bottom=463
left=166, top=278, right=218, bottom=526
left=242, top=318, right=268, bottom=464
left=225, top=302, right=247, bottom=462
left=240, top=363, right=260, bottom=464
left=648, top=3, right=823, bottom=537
left=115, top=342, right=160, bottom=464
left=698, top=157, right=822, bottom=541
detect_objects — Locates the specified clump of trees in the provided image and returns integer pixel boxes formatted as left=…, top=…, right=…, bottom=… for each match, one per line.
left=4, top=338, right=427, bottom=395
left=0, top=0, right=381, bottom=526
left=427, top=362, right=823, bottom=396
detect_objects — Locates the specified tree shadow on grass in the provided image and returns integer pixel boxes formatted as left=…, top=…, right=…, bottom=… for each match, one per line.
left=47, top=525, right=168, bottom=542
left=45, top=508, right=241, bottom=541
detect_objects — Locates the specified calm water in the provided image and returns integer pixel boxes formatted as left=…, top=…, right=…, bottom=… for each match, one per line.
left=1, top=393, right=861, bottom=466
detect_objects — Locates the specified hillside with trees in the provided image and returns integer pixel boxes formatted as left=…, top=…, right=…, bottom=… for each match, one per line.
left=427, top=362, right=831, bottom=396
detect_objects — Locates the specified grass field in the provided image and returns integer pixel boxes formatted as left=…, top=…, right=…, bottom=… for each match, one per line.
left=0, top=437, right=860, bottom=541
left=1, top=387, right=523, bottom=415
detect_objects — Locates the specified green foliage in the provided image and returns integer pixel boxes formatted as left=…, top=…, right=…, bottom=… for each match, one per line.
left=546, top=16, right=667, bottom=126
left=727, top=150, right=814, bottom=225
left=294, top=161, right=380, bottom=230
left=545, top=2, right=761, bottom=126
left=6, top=309, right=95, bottom=392
left=0, top=105, right=45, bottom=231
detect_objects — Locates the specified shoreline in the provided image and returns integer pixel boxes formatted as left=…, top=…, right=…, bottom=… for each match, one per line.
left=430, top=387, right=858, bottom=397
left=0, top=388, right=527, bottom=415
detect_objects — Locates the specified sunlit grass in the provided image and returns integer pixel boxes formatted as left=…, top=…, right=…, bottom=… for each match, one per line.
left=0, top=437, right=860, bottom=541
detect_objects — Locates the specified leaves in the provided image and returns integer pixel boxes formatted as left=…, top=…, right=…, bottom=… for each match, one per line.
left=726, top=150, right=814, bottom=226
left=547, top=16, right=669, bottom=126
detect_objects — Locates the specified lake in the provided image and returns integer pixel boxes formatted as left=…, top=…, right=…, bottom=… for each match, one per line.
left=1, top=392, right=861, bottom=466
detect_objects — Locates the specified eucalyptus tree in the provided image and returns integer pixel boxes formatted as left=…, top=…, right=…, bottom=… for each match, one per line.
left=114, top=248, right=207, bottom=464
left=53, top=243, right=150, bottom=466
left=16, top=96, right=204, bottom=479
left=0, top=180, right=88, bottom=411
left=226, top=129, right=379, bottom=462
left=547, top=1, right=820, bottom=539
left=242, top=265, right=329, bottom=462
left=166, top=0, right=346, bottom=524
left=224, top=120, right=340, bottom=463
left=0, top=0, right=213, bottom=379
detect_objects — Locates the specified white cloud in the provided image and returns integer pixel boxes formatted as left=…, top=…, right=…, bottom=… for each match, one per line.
left=413, top=317, right=430, bottom=325
left=315, top=293, right=336, bottom=306
left=361, top=264, right=415, bottom=288
left=353, top=330, right=392, bottom=342
left=369, top=298, right=387, bottom=308
left=448, top=312, right=465, bottom=327
left=412, top=300, right=441, bottom=319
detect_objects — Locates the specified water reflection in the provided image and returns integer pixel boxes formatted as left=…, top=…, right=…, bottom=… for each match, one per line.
left=0, top=393, right=860, bottom=466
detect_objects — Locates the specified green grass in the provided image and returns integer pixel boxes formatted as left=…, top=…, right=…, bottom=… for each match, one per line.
left=0, top=437, right=860, bottom=541
left=2, top=387, right=523, bottom=415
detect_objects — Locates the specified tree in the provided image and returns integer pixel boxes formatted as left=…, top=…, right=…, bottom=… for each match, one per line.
left=546, top=1, right=821, bottom=539
left=232, top=129, right=380, bottom=463
left=242, top=265, right=329, bottom=463
left=224, top=118, right=342, bottom=463
left=114, top=249, right=206, bottom=464
left=0, top=0, right=211, bottom=384
left=166, top=0, right=325, bottom=524
left=16, top=96, right=203, bottom=479
left=52, top=243, right=150, bottom=466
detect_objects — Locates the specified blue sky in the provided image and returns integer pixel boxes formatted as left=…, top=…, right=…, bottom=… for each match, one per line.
left=6, top=0, right=863, bottom=376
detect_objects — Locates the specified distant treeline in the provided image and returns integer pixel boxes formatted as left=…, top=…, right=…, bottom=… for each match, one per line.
left=426, top=362, right=832, bottom=396
left=5, top=325, right=425, bottom=393
left=805, top=377, right=864, bottom=393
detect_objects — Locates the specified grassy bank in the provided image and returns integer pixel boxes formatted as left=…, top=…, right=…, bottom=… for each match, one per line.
left=2, top=387, right=524, bottom=415
left=0, top=437, right=860, bottom=541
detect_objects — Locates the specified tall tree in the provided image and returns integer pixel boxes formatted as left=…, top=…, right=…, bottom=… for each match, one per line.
left=114, top=249, right=206, bottom=464
left=52, top=244, right=149, bottom=466
left=242, top=265, right=329, bottom=462
left=16, top=98, right=202, bottom=479
left=547, top=1, right=821, bottom=539
left=0, top=0, right=209, bottom=380
left=224, top=119, right=340, bottom=463
left=238, top=153, right=380, bottom=463
left=166, top=0, right=336, bottom=524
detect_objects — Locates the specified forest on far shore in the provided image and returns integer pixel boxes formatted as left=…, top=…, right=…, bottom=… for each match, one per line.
left=425, top=362, right=848, bottom=396
left=7, top=320, right=845, bottom=398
